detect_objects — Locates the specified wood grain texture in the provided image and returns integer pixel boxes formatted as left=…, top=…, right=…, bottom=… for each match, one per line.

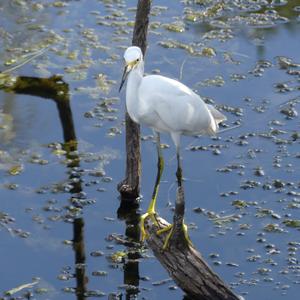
left=144, top=187, right=241, bottom=300
left=145, top=217, right=241, bottom=300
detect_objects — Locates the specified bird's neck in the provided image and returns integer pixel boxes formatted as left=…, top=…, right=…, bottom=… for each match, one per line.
left=126, top=61, right=144, bottom=122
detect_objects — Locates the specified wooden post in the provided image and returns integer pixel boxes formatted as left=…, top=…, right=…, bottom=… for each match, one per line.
left=118, top=0, right=152, bottom=199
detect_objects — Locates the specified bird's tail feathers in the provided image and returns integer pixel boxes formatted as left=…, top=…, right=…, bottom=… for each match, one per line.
left=207, top=104, right=227, bottom=124
left=206, top=104, right=226, bottom=135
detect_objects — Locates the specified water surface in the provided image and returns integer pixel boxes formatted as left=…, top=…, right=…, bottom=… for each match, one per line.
left=1, top=1, right=300, bottom=299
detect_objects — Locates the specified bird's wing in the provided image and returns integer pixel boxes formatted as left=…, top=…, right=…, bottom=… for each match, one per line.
left=138, top=75, right=215, bottom=134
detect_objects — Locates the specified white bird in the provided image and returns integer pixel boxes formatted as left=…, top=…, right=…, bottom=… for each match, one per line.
left=119, top=46, right=226, bottom=247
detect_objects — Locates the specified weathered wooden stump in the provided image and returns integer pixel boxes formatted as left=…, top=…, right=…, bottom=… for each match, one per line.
left=144, top=187, right=241, bottom=300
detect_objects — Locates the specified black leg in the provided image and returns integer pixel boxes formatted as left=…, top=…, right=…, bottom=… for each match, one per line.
left=151, top=133, right=164, bottom=201
left=176, top=151, right=182, bottom=187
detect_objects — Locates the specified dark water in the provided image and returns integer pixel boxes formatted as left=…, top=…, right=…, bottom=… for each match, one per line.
left=1, top=0, right=300, bottom=299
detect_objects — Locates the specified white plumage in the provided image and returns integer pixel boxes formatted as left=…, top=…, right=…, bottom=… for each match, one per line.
left=121, top=46, right=226, bottom=150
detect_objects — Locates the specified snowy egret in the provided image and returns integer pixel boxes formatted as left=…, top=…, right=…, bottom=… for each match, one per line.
left=119, top=46, right=226, bottom=247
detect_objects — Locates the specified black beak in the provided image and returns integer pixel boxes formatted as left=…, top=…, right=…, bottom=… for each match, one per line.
left=119, top=65, right=129, bottom=92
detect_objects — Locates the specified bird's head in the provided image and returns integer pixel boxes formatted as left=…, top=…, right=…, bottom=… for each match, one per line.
left=119, top=46, right=143, bottom=92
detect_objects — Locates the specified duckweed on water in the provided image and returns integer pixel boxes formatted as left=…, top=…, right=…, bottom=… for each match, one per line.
left=150, top=5, right=168, bottom=16
left=231, top=200, right=249, bottom=209
left=198, top=75, right=224, bottom=87
left=184, top=2, right=225, bottom=22
left=162, top=21, right=185, bottom=33
left=158, top=39, right=197, bottom=55
left=8, top=164, right=24, bottom=175
left=1, top=0, right=300, bottom=299
left=263, top=223, right=285, bottom=233
left=201, top=47, right=216, bottom=57
left=283, top=219, right=300, bottom=228
left=96, top=73, right=116, bottom=94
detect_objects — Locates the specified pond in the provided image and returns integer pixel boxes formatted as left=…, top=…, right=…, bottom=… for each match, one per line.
left=0, top=0, right=300, bottom=299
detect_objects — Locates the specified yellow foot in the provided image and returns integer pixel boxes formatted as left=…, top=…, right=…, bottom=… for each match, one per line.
left=157, top=223, right=192, bottom=250
left=140, top=210, right=159, bottom=241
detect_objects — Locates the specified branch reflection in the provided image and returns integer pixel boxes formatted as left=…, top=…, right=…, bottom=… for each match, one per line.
left=117, top=199, right=141, bottom=300
left=64, top=141, right=87, bottom=300
left=1, top=74, right=87, bottom=299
